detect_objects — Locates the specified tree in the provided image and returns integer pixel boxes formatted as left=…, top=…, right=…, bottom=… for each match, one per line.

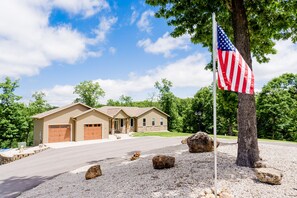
left=74, top=80, right=105, bottom=107
left=217, top=90, right=238, bottom=136
left=155, top=79, right=182, bottom=131
left=26, top=92, right=52, bottom=145
left=257, top=73, right=297, bottom=141
left=0, top=78, right=29, bottom=148
left=146, top=0, right=297, bottom=167
left=192, top=86, right=213, bottom=133
left=119, top=95, right=133, bottom=106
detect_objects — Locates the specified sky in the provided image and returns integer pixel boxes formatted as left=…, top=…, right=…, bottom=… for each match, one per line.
left=0, top=0, right=296, bottom=107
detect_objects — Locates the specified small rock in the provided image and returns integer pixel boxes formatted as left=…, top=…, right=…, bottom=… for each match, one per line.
left=85, top=165, right=102, bottom=180
left=204, top=188, right=212, bottom=194
left=130, top=151, right=141, bottom=161
left=152, top=155, right=175, bottom=169
left=187, top=132, right=220, bottom=153
left=255, top=167, right=283, bottom=185
left=254, top=160, right=268, bottom=168
left=181, top=138, right=187, bottom=144
left=205, top=194, right=215, bottom=198
left=220, top=191, right=234, bottom=198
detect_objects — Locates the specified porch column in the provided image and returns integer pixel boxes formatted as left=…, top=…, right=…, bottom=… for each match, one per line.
left=111, top=119, right=115, bottom=135
left=126, top=118, right=129, bottom=134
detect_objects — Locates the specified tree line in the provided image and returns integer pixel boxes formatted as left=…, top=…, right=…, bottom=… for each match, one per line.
left=0, top=73, right=296, bottom=148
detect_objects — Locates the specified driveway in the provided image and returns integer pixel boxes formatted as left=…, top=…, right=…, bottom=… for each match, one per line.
left=0, top=137, right=184, bottom=198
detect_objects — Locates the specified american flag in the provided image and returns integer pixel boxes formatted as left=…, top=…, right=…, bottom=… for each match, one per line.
left=217, top=25, right=254, bottom=94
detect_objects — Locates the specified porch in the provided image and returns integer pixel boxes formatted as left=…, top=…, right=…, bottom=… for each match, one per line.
left=109, top=118, right=136, bottom=134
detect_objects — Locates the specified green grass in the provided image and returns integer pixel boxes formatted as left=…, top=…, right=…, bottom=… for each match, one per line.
left=132, top=132, right=193, bottom=137
left=132, top=131, right=237, bottom=139
left=132, top=131, right=297, bottom=143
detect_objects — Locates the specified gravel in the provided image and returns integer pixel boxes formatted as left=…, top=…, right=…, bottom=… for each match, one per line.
left=19, top=142, right=297, bottom=198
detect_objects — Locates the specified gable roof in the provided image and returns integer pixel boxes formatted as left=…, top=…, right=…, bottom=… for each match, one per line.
left=72, top=108, right=112, bottom=119
left=98, top=106, right=169, bottom=118
left=32, top=102, right=91, bottom=119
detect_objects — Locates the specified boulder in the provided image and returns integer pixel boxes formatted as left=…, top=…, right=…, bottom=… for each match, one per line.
left=187, top=132, right=220, bottom=153
left=85, top=165, right=102, bottom=180
left=152, top=155, right=175, bottom=169
left=255, top=167, right=283, bottom=185
left=130, top=151, right=141, bottom=161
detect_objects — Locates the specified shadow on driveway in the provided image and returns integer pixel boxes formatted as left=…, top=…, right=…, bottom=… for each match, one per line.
left=0, top=175, right=56, bottom=198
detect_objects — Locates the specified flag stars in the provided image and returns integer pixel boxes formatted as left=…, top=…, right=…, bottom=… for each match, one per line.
left=217, top=26, right=235, bottom=51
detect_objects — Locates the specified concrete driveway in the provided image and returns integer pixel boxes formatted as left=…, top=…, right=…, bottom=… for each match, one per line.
left=0, top=137, right=184, bottom=198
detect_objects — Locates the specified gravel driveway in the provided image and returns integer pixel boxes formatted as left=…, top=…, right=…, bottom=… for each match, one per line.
left=0, top=137, right=185, bottom=198
left=19, top=141, right=297, bottom=198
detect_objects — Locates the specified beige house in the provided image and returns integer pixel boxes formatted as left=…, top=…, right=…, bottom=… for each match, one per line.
left=32, top=103, right=169, bottom=145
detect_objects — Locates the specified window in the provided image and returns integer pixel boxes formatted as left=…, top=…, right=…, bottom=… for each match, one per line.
left=130, top=118, right=134, bottom=127
left=120, top=119, right=124, bottom=127
left=143, top=118, right=146, bottom=126
left=152, top=118, right=155, bottom=126
left=160, top=118, right=163, bottom=126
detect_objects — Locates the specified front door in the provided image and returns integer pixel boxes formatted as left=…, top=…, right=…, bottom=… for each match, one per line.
left=114, top=120, right=119, bottom=132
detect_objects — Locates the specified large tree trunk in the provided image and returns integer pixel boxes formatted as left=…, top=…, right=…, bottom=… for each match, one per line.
left=231, top=0, right=260, bottom=167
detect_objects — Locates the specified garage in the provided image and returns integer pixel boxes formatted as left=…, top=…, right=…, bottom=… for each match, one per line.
left=84, top=124, right=102, bottom=140
left=48, top=125, right=71, bottom=143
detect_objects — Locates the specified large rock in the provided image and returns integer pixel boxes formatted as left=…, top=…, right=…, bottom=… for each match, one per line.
left=152, top=155, right=175, bottom=169
left=255, top=167, right=283, bottom=185
left=85, top=165, right=102, bottom=180
left=187, top=132, right=220, bottom=153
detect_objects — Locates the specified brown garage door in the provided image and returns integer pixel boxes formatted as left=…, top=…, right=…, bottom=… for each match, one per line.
left=48, top=125, right=71, bottom=143
left=84, top=124, right=102, bottom=140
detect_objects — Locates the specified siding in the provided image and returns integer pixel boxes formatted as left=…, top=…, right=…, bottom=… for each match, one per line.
left=42, top=105, right=89, bottom=143
left=75, top=110, right=109, bottom=140
left=137, top=109, right=168, bottom=132
left=33, top=119, right=44, bottom=146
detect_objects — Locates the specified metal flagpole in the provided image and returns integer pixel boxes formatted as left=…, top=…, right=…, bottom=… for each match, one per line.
left=212, top=13, right=218, bottom=198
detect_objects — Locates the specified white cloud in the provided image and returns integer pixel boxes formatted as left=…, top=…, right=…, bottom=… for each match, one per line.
left=88, top=16, right=117, bottom=44
left=42, top=53, right=211, bottom=106
left=253, top=40, right=297, bottom=89
left=109, top=47, right=116, bottom=55
left=41, top=85, right=76, bottom=107
left=137, top=32, right=191, bottom=57
left=0, top=0, right=116, bottom=78
left=0, top=1, right=87, bottom=78
left=137, top=10, right=154, bottom=33
left=52, top=0, right=109, bottom=18
left=130, top=6, right=138, bottom=25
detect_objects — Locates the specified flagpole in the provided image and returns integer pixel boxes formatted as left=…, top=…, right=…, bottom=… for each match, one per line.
left=212, top=13, right=218, bottom=198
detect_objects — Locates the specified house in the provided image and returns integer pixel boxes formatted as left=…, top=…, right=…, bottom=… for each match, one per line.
left=32, top=103, right=169, bottom=145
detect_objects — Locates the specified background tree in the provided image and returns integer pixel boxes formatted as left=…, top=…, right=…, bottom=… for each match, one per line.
left=155, top=79, right=182, bottom=131
left=74, top=80, right=105, bottom=107
left=119, top=95, right=133, bottom=106
left=191, top=86, right=213, bottom=133
left=257, top=73, right=297, bottom=141
left=217, top=90, right=238, bottom=136
left=26, top=92, right=52, bottom=145
left=146, top=0, right=297, bottom=167
left=0, top=78, right=29, bottom=148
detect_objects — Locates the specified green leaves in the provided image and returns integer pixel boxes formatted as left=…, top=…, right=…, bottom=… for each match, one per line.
left=73, top=80, right=105, bottom=108
left=257, top=73, right=297, bottom=141
left=146, top=0, right=297, bottom=63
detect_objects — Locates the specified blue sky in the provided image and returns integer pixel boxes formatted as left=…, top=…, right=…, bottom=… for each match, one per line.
left=1, top=0, right=297, bottom=106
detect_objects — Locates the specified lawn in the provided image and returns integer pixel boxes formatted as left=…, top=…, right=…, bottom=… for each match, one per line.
left=132, top=131, right=237, bottom=139
left=132, top=131, right=297, bottom=143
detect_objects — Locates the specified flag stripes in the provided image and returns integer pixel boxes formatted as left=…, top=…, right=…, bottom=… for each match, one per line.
left=217, top=25, right=254, bottom=94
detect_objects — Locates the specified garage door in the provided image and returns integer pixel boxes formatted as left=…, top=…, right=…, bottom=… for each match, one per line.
left=84, top=124, right=102, bottom=140
left=48, top=125, right=71, bottom=143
